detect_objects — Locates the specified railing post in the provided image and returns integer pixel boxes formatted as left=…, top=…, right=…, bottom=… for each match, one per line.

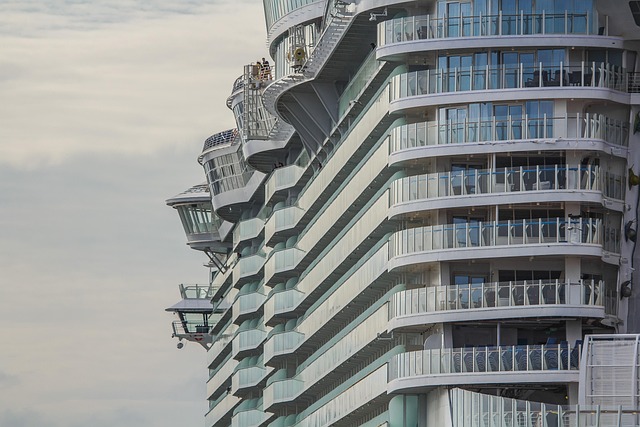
left=498, top=10, right=502, bottom=35
left=565, top=10, right=568, bottom=34
left=542, top=10, right=545, bottom=34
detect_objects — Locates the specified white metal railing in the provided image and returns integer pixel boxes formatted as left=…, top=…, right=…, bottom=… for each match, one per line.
left=179, top=284, right=216, bottom=299
left=390, top=280, right=604, bottom=318
left=378, top=10, right=603, bottom=46
left=450, top=387, right=640, bottom=427
left=171, top=320, right=212, bottom=341
left=389, top=113, right=629, bottom=150
left=389, top=344, right=582, bottom=381
left=389, top=218, right=620, bottom=257
left=390, top=165, right=624, bottom=203
left=390, top=62, right=627, bottom=100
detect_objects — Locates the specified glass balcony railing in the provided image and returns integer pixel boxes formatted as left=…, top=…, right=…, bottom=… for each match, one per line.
left=389, top=218, right=620, bottom=258
left=389, top=113, right=629, bottom=151
left=390, top=62, right=627, bottom=101
left=233, top=292, right=266, bottom=318
left=265, top=206, right=305, bottom=242
left=390, top=280, right=604, bottom=319
left=231, top=409, right=268, bottom=427
left=232, top=329, right=267, bottom=357
left=205, top=393, right=239, bottom=427
left=390, top=165, right=624, bottom=204
left=233, top=253, right=266, bottom=280
left=263, top=377, right=304, bottom=409
left=263, top=330, right=305, bottom=362
left=264, top=288, right=305, bottom=321
left=451, top=387, right=640, bottom=427
left=378, top=10, right=603, bottom=46
left=233, top=218, right=264, bottom=247
left=265, top=164, right=306, bottom=203
left=264, top=247, right=305, bottom=282
left=389, top=344, right=582, bottom=381
left=337, top=49, right=382, bottom=118
left=232, top=365, right=268, bottom=390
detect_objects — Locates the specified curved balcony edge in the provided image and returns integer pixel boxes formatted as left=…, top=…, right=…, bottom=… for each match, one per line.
left=389, top=87, right=633, bottom=114
left=388, top=245, right=618, bottom=272
left=389, top=191, right=624, bottom=219
left=266, top=0, right=325, bottom=54
left=388, top=370, right=579, bottom=394
left=388, top=304, right=605, bottom=331
left=377, top=34, right=622, bottom=62
left=389, top=138, right=629, bottom=165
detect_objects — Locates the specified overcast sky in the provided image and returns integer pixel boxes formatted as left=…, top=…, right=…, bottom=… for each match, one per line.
left=0, top=1, right=265, bottom=426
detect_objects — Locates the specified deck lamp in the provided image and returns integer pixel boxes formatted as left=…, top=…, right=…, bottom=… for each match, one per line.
left=621, top=280, right=632, bottom=298
left=625, top=220, right=637, bottom=242
left=629, top=167, right=640, bottom=189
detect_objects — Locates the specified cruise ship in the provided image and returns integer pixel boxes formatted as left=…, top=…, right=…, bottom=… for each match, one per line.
left=166, top=0, right=640, bottom=425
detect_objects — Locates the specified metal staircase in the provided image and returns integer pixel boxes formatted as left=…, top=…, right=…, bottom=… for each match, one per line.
left=262, top=0, right=356, bottom=117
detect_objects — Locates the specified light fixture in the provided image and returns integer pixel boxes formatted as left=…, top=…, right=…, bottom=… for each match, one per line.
left=369, top=8, right=387, bottom=21
left=629, top=167, right=640, bottom=189
left=620, top=280, right=632, bottom=298
left=625, top=220, right=637, bottom=242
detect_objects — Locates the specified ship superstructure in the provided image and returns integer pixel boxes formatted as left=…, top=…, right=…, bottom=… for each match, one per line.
left=166, top=0, right=640, bottom=425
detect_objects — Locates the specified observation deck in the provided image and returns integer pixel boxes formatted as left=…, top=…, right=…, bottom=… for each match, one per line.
left=165, top=183, right=231, bottom=253
left=198, top=129, right=266, bottom=222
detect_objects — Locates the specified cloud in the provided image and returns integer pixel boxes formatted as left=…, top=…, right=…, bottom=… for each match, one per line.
left=0, top=1, right=265, bottom=425
left=0, top=0, right=265, bottom=168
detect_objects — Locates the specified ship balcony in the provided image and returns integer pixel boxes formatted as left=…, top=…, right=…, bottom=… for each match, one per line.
left=232, top=328, right=268, bottom=359
left=232, top=290, right=266, bottom=325
left=265, top=206, right=305, bottom=246
left=232, top=217, right=264, bottom=250
left=265, top=159, right=308, bottom=204
left=232, top=252, right=266, bottom=287
left=388, top=280, right=607, bottom=331
left=207, top=324, right=236, bottom=370
left=390, top=165, right=625, bottom=217
left=449, top=387, right=640, bottom=427
left=388, top=113, right=629, bottom=165
left=377, top=10, right=609, bottom=52
left=263, top=330, right=305, bottom=365
left=264, top=286, right=304, bottom=326
left=389, top=62, right=628, bottom=112
left=388, top=344, right=581, bottom=394
left=207, top=353, right=238, bottom=399
left=231, top=407, right=270, bottom=427
left=204, top=392, right=239, bottom=427
left=388, top=217, right=620, bottom=272
left=264, top=247, right=305, bottom=286
left=231, top=363, right=270, bottom=393
left=263, top=376, right=304, bottom=411
left=292, top=364, right=388, bottom=426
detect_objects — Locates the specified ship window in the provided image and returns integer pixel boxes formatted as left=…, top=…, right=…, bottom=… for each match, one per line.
left=630, top=1, right=640, bottom=27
